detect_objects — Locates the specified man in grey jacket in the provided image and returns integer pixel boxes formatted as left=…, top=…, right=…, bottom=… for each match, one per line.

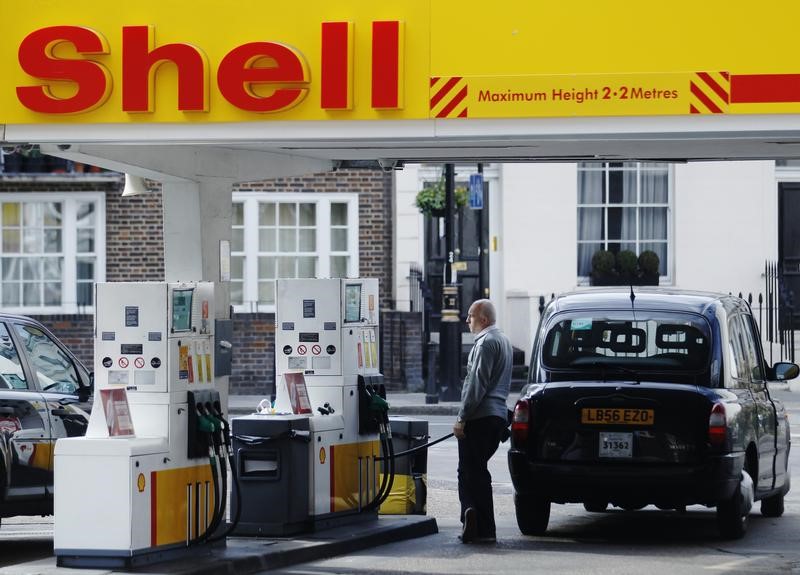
left=453, top=298, right=512, bottom=544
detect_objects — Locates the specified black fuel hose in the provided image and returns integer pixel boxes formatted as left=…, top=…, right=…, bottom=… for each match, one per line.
left=376, top=432, right=454, bottom=461
left=207, top=450, right=241, bottom=543
left=207, top=411, right=243, bottom=543
left=189, top=435, right=220, bottom=546
left=364, top=432, right=392, bottom=511
left=373, top=432, right=396, bottom=507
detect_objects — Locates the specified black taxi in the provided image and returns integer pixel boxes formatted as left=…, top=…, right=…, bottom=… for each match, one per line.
left=508, top=288, right=797, bottom=539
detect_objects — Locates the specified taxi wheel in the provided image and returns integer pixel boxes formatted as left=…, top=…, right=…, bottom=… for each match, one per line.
left=717, top=469, right=753, bottom=540
left=760, top=491, right=785, bottom=517
left=762, top=461, right=789, bottom=518
left=514, top=491, right=550, bottom=536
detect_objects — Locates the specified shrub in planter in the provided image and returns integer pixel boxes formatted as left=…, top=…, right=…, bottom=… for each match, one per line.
left=590, top=249, right=617, bottom=285
left=616, top=250, right=638, bottom=282
left=638, top=250, right=660, bottom=285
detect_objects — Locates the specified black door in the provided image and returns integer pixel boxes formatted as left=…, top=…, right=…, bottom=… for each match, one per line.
left=423, top=181, right=489, bottom=334
left=778, top=184, right=800, bottom=328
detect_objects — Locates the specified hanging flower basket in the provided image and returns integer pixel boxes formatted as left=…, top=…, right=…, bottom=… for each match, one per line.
left=414, top=179, right=468, bottom=217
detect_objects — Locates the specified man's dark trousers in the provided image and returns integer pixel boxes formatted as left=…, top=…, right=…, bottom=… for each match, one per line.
left=458, top=415, right=507, bottom=538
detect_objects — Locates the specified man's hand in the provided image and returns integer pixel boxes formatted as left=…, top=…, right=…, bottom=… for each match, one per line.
left=453, top=419, right=466, bottom=439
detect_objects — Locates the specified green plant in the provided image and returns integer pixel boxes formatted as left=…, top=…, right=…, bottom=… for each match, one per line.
left=616, top=250, right=638, bottom=279
left=414, top=179, right=468, bottom=216
left=638, top=250, right=660, bottom=276
left=591, top=249, right=615, bottom=276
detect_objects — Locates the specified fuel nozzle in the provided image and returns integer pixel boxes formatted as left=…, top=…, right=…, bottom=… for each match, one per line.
left=369, top=393, right=389, bottom=415
left=368, top=393, right=390, bottom=438
left=196, top=404, right=220, bottom=455
left=204, top=402, right=225, bottom=447
left=207, top=400, right=233, bottom=453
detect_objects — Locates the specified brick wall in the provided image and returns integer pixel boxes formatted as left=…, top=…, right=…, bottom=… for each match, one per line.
left=2, top=168, right=401, bottom=394
left=380, top=311, right=423, bottom=391
left=230, top=313, right=275, bottom=396
left=0, top=178, right=118, bottom=195
left=105, top=184, right=165, bottom=281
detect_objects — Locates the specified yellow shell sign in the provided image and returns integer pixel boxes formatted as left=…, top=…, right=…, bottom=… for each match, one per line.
left=2, top=0, right=800, bottom=124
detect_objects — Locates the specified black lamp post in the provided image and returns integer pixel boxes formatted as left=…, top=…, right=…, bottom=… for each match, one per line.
left=439, top=163, right=462, bottom=401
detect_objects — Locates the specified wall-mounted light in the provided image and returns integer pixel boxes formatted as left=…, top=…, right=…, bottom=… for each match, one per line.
left=121, top=174, right=149, bottom=197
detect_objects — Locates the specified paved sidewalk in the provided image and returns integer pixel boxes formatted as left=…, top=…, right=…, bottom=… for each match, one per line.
left=2, top=516, right=437, bottom=575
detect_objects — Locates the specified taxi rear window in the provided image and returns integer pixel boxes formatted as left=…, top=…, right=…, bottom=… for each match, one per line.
left=542, top=312, right=711, bottom=378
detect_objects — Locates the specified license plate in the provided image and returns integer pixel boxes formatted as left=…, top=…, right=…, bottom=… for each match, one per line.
left=599, top=432, right=633, bottom=458
left=581, top=408, right=654, bottom=425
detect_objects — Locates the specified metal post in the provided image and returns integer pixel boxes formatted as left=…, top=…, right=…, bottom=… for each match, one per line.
left=425, top=340, right=439, bottom=404
left=439, top=163, right=462, bottom=401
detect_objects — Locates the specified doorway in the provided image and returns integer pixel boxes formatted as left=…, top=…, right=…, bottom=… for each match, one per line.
left=423, top=182, right=490, bottom=335
left=778, top=183, right=800, bottom=328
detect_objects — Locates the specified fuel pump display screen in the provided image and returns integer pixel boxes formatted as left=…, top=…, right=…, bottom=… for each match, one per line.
left=172, top=289, right=193, bottom=332
left=344, top=284, right=361, bottom=323
left=120, top=344, right=144, bottom=355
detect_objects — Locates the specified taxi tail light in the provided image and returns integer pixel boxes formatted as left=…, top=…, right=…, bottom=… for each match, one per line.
left=708, top=402, right=727, bottom=446
left=511, top=400, right=530, bottom=446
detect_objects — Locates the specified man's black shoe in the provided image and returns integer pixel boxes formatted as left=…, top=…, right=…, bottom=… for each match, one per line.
left=461, top=507, right=477, bottom=543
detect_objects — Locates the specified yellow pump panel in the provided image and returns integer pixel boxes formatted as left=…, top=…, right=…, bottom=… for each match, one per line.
left=329, top=440, right=380, bottom=513
left=151, top=464, right=215, bottom=547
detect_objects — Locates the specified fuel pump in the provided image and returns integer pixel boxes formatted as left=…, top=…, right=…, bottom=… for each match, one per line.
left=53, top=282, right=232, bottom=568
left=231, top=278, right=394, bottom=535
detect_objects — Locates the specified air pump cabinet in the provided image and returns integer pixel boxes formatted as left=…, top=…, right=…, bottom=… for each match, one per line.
left=233, top=278, right=383, bottom=534
left=54, top=282, right=223, bottom=567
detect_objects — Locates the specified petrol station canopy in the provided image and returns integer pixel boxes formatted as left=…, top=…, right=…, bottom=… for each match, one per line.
left=3, top=0, right=800, bottom=164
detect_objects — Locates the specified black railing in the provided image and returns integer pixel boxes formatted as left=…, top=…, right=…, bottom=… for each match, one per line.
left=409, top=263, right=435, bottom=384
left=759, top=261, right=796, bottom=364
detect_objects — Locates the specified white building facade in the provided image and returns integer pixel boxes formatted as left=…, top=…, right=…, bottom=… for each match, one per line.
left=395, top=160, right=797, bottom=362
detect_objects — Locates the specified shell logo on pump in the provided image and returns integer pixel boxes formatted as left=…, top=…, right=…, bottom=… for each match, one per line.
left=137, top=473, right=146, bottom=493
left=319, top=447, right=326, bottom=464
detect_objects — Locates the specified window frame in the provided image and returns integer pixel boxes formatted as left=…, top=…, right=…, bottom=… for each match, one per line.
left=0, top=192, right=106, bottom=315
left=726, top=314, right=751, bottom=387
left=0, top=321, right=30, bottom=391
left=11, top=321, right=80, bottom=395
left=577, top=162, right=673, bottom=285
left=231, top=192, right=359, bottom=313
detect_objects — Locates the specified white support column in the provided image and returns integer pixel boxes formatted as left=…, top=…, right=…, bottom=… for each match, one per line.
left=162, top=178, right=233, bottom=411
left=197, top=178, right=233, bottom=317
left=162, top=181, right=203, bottom=282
